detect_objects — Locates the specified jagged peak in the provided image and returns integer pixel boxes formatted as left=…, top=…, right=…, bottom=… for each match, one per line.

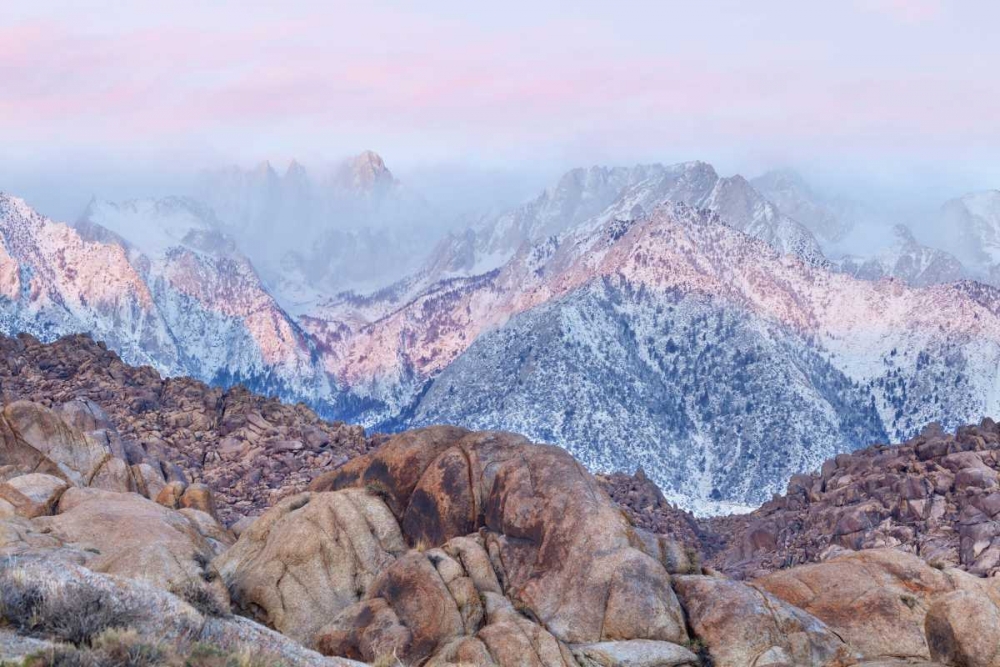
left=0, top=191, right=43, bottom=222
left=350, top=149, right=387, bottom=171
left=668, top=159, right=718, bottom=178
left=332, top=150, right=397, bottom=195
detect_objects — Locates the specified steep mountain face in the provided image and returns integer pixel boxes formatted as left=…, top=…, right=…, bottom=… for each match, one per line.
left=195, top=152, right=438, bottom=305
left=318, top=202, right=1000, bottom=509
left=408, top=280, right=888, bottom=511
left=0, top=193, right=326, bottom=401
left=318, top=160, right=829, bottom=338
left=425, top=162, right=826, bottom=285
left=5, top=160, right=1000, bottom=512
left=835, top=224, right=967, bottom=287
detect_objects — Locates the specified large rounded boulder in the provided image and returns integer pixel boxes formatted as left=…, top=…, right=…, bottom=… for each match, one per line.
left=217, top=426, right=690, bottom=664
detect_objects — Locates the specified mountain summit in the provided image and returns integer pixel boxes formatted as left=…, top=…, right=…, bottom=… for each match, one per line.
left=332, top=149, right=398, bottom=197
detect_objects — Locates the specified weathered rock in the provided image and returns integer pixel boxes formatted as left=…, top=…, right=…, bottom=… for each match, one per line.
left=54, top=398, right=112, bottom=433
left=315, top=427, right=689, bottom=646
left=155, top=479, right=186, bottom=508
left=317, top=551, right=465, bottom=663
left=474, top=592, right=578, bottom=667
left=0, top=557, right=363, bottom=667
left=924, top=578, right=1000, bottom=667
left=571, top=640, right=698, bottom=667
left=229, top=514, right=257, bottom=537
left=0, top=400, right=109, bottom=485
left=179, top=507, right=236, bottom=552
left=672, top=574, right=856, bottom=667
left=0, top=334, right=375, bottom=524
left=754, top=549, right=952, bottom=661
left=705, top=418, right=1000, bottom=579
left=87, top=453, right=134, bottom=493
left=0, top=472, right=69, bottom=517
left=180, top=481, right=218, bottom=519
left=131, top=461, right=166, bottom=499
left=30, top=487, right=228, bottom=598
left=214, top=489, right=406, bottom=646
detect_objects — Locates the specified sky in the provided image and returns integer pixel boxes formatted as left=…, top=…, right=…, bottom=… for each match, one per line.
left=2, top=0, right=999, bottom=221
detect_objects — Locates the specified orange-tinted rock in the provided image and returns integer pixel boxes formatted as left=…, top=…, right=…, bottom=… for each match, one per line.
left=755, top=549, right=952, bottom=661
left=673, top=574, right=856, bottom=667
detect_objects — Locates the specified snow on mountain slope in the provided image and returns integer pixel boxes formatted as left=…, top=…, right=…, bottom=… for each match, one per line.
left=835, top=224, right=967, bottom=287
left=424, top=162, right=825, bottom=285
left=411, top=282, right=887, bottom=511
left=80, top=197, right=222, bottom=256
left=0, top=193, right=326, bottom=400
left=6, top=165, right=1000, bottom=512
left=317, top=203, right=1000, bottom=508
left=316, top=160, right=828, bottom=336
left=80, top=197, right=325, bottom=393
left=0, top=192, right=179, bottom=370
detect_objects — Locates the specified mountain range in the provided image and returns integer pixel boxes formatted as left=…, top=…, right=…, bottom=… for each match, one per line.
left=3, top=153, right=1000, bottom=511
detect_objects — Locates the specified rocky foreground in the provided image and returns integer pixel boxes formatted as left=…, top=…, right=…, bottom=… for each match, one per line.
left=2, top=333, right=1000, bottom=665
left=0, top=399, right=999, bottom=665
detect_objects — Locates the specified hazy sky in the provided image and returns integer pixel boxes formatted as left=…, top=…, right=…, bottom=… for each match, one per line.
left=2, top=0, right=999, bottom=220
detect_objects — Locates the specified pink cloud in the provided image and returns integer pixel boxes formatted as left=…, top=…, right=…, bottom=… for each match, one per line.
left=859, top=0, right=943, bottom=23
left=0, top=3, right=996, bottom=166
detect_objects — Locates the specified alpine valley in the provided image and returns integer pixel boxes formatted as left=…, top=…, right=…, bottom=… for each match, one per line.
left=3, top=154, right=1000, bottom=512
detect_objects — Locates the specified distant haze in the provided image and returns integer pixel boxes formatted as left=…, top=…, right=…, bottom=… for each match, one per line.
left=2, top=1, right=999, bottom=232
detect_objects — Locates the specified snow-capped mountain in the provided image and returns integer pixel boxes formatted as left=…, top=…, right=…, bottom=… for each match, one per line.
left=195, top=152, right=439, bottom=307
left=835, top=224, right=967, bottom=287
left=753, top=170, right=993, bottom=289
left=426, top=162, right=825, bottom=283
left=319, top=160, right=829, bottom=334
left=0, top=193, right=326, bottom=400
left=313, top=200, right=1000, bottom=509
left=5, top=159, right=1000, bottom=512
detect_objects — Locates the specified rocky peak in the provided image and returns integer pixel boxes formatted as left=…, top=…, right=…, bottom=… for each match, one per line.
left=892, top=222, right=918, bottom=245
left=333, top=149, right=397, bottom=197
left=251, top=159, right=279, bottom=181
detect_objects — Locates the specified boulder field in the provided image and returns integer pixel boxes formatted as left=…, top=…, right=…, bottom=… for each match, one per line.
left=704, top=419, right=1000, bottom=580
left=0, top=332, right=375, bottom=524
left=3, top=401, right=1000, bottom=666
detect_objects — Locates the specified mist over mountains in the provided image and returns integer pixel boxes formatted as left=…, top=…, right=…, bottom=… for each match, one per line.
left=2, top=151, right=1000, bottom=512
